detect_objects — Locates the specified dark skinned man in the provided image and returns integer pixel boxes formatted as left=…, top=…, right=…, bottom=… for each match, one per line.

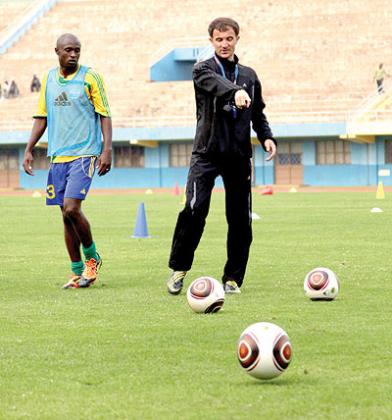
left=23, top=33, right=112, bottom=289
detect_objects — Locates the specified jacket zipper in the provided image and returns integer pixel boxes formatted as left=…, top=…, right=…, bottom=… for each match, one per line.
left=204, top=96, right=217, bottom=151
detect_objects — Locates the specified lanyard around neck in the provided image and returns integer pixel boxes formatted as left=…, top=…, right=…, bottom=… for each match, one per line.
left=214, top=55, right=239, bottom=85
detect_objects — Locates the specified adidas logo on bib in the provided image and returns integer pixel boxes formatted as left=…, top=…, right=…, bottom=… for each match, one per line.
left=54, top=92, right=71, bottom=106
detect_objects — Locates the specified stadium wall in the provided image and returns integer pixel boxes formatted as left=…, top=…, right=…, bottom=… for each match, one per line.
left=302, top=141, right=378, bottom=186
left=2, top=125, right=392, bottom=189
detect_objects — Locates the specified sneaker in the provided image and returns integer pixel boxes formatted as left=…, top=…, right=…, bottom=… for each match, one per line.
left=224, top=280, right=241, bottom=294
left=79, top=255, right=102, bottom=288
left=62, top=273, right=81, bottom=289
left=167, top=270, right=186, bottom=295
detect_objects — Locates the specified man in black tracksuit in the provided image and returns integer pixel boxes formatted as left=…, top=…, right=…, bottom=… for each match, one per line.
left=167, top=17, right=276, bottom=295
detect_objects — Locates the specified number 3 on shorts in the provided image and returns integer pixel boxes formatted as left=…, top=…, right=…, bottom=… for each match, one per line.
left=47, top=184, right=56, bottom=199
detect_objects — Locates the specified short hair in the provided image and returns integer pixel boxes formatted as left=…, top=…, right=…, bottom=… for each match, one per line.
left=208, top=17, right=240, bottom=37
left=56, top=33, right=80, bottom=49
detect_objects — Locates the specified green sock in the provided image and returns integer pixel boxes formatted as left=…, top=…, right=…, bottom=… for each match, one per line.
left=71, top=260, right=85, bottom=276
left=82, top=242, right=99, bottom=261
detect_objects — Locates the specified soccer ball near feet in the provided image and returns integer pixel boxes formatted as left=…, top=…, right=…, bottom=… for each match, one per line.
left=186, top=276, right=225, bottom=314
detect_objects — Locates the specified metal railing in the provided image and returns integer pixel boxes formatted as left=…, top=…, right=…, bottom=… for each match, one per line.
left=105, top=110, right=349, bottom=128
left=0, top=109, right=353, bottom=132
left=0, top=0, right=58, bottom=54
left=108, top=110, right=351, bottom=128
left=114, top=115, right=196, bottom=128
left=348, top=79, right=392, bottom=121
left=0, top=115, right=196, bottom=132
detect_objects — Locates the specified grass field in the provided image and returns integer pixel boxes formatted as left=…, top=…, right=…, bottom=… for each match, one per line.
left=1, top=190, right=392, bottom=419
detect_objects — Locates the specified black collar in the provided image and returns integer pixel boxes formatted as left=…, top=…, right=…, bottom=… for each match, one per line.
left=214, top=54, right=239, bottom=70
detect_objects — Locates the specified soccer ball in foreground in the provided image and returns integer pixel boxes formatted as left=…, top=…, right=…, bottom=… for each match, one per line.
left=304, top=267, right=339, bottom=301
left=186, top=276, right=225, bottom=313
left=237, top=322, right=292, bottom=380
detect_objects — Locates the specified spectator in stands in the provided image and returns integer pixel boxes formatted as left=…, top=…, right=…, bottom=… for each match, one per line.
left=8, top=80, right=20, bottom=98
left=23, top=33, right=112, bottom=289
left=166, top=17, right=276, bottom=295
left=374, top=63, right=389, bottom=94
left=3, top=80, right=10, bottom=98
left=30, top=74, right=41, bottom=92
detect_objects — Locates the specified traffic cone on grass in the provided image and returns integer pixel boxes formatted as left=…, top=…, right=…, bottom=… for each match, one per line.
left=132, top=202, right=150, bottom=238
left=260, top=186, right=273, bottom=195
left=173, top=183, right=180, bottom=196
left=376, top=181, right=385, bottom=199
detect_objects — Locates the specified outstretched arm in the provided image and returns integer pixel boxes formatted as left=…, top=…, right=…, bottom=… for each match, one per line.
left=97, top=116, right=112, bottom=176
left=23, top=118, right=47, bottom=175
left=193, top=61, right=242, bottom=101
left=193, top=61, right=251, bottom=108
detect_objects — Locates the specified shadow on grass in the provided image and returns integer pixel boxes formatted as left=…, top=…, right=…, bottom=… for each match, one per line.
left=238, top=373, right=317, bottom=388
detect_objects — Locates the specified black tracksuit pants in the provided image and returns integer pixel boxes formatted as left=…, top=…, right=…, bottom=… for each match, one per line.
left=169, top=153, right=252, bottom=287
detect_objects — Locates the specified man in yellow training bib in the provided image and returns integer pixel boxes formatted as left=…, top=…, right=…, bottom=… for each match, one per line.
left=23, top=33, right=112, bottom=289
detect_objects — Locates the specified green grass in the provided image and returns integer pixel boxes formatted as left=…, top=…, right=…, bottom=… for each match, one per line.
left=1, top=191, right=392, bottom=419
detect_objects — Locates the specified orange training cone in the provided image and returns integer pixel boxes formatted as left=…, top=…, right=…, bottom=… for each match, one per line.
left=173, top=183, right=180, bottom=196
left=260, top=186, right=274, bottom=195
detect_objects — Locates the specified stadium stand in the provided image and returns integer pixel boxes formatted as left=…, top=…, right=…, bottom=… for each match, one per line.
left=0, top=0, right=35, bottom=32
left=1, top=0, right=392, bottom=131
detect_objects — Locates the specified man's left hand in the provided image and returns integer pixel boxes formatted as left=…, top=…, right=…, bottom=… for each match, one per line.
left=264, top=139, right=277, bottom=161
left=97, top=149, right=112, bottom=176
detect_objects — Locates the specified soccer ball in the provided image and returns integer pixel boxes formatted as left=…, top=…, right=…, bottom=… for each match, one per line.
left=186, top=276, right=225, bottom=314
left=237, top=322, right=292, bottom=380
left=304, top=267, right=339, bottom=301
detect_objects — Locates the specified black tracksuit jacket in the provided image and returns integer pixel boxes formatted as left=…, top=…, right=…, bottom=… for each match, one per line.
left=192, top=55, right=275, bottom=158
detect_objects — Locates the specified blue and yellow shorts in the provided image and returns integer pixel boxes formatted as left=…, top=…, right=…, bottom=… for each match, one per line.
left=46, top=156, right=97, bottom=206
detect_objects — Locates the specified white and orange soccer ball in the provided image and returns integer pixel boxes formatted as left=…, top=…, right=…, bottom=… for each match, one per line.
left=186, top=276, right=225, bottom=314
left=237, top=322, right=292, bottom=380
left=304, top=267, right=339, bottom=301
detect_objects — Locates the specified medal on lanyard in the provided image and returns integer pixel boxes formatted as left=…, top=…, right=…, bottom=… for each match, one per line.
left=214, top=55, right=239, bottom=119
